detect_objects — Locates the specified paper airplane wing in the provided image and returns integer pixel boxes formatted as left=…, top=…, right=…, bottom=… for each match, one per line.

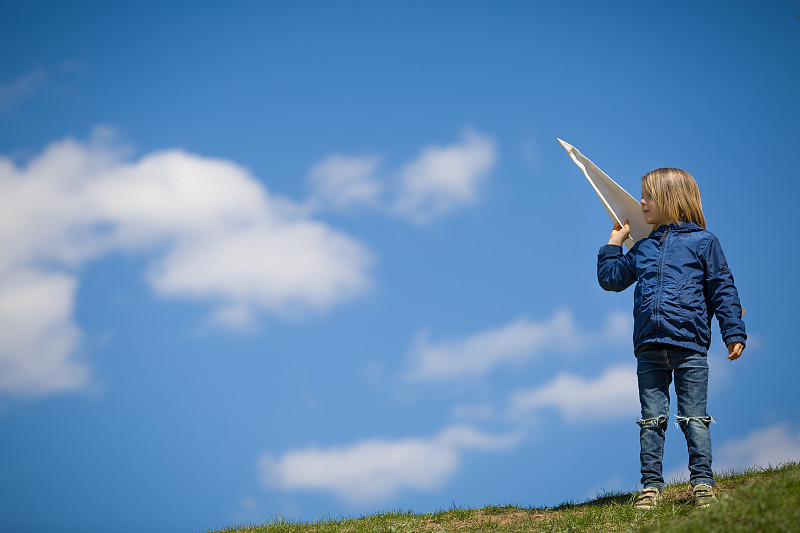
left=558, top=139, right=649, bottom=250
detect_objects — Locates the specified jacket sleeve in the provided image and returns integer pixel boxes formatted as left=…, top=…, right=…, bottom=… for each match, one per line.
left=702, top=235, right=747, bottom=346
left=597, top=244, right=637, bottom=292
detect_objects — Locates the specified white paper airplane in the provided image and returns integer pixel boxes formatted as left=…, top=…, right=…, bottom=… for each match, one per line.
left=558, top=139, right=649, bottom=250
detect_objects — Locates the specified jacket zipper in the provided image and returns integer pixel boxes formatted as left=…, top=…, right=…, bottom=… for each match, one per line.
left=655, top=228, right=669, bottom=338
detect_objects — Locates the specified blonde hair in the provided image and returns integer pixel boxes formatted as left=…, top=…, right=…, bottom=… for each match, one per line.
left=641, top=168, right=706, bottom=229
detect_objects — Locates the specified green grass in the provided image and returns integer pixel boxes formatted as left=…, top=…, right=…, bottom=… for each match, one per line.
left=208, top=461, right=799, bottom=533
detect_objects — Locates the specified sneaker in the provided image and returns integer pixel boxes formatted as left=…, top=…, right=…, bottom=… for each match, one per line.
left=634, top=487, right=661, bottom=510
left=693, top=483, right=717, bottom=508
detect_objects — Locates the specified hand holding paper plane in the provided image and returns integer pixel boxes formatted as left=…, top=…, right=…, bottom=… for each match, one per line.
left=558, top=139, right=648, bottom=250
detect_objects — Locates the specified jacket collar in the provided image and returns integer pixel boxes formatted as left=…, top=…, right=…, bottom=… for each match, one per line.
left=649, top=221, right=703, bottom=240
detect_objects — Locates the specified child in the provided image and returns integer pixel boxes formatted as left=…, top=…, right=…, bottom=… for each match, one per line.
left=596, top=168, right=746, bottom=510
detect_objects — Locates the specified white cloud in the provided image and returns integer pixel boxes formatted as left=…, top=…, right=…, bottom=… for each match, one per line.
left=305, top=129, right=498, bottom=224
left=509, top=365, right=638, bottom=422
left=0, top=68, right=48, bottom=111
left=394, top=129, right=496, bottom=224
left=405, top=310, right=630, bottom=382
left=146, top=222, right=369, bottom=320
left=307, top=155, right=383, bottom=211
left=0, top=270, right=88, bottom=397
left=0, top=129, right=372, bottom=398
left=257, top=425, right=519, bottom=502
left=715, top=424, right=800, bottom=471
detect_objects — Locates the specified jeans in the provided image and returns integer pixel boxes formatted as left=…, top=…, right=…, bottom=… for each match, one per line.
left=636, top=343, right=714, bottom=491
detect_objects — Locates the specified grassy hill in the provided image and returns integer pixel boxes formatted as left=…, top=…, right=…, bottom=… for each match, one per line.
left=209, top=461, right=799, bottom=532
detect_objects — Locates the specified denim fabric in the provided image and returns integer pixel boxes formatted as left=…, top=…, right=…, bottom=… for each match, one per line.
left=636, top=343, right=714, bottom=490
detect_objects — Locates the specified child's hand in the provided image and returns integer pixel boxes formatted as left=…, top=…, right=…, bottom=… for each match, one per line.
left=608, top=220, right=631, bottom=246
left=727, top=342, right=744, bottom=361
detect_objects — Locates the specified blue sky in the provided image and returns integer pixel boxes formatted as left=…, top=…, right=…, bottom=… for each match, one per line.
left=1, top=1, right=799, bottom=532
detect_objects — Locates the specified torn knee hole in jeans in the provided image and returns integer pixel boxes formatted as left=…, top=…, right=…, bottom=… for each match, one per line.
left=675, top=415, right=716, bottom=430
left=636, top=415, right=668, bottom=428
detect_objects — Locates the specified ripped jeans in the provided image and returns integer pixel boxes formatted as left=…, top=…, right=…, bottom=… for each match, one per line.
left=636, top=343, right=714, bottom=491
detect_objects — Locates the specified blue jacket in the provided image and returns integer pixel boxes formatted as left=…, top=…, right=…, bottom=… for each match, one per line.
left=597, top=221, right=746, bottom=354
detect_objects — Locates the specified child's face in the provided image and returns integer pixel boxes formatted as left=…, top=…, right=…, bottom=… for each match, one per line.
left=640, top=187, right=670, bottom=226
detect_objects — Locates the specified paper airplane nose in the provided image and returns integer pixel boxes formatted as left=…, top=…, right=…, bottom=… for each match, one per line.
left=557, top=138, right=574, bottom=153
